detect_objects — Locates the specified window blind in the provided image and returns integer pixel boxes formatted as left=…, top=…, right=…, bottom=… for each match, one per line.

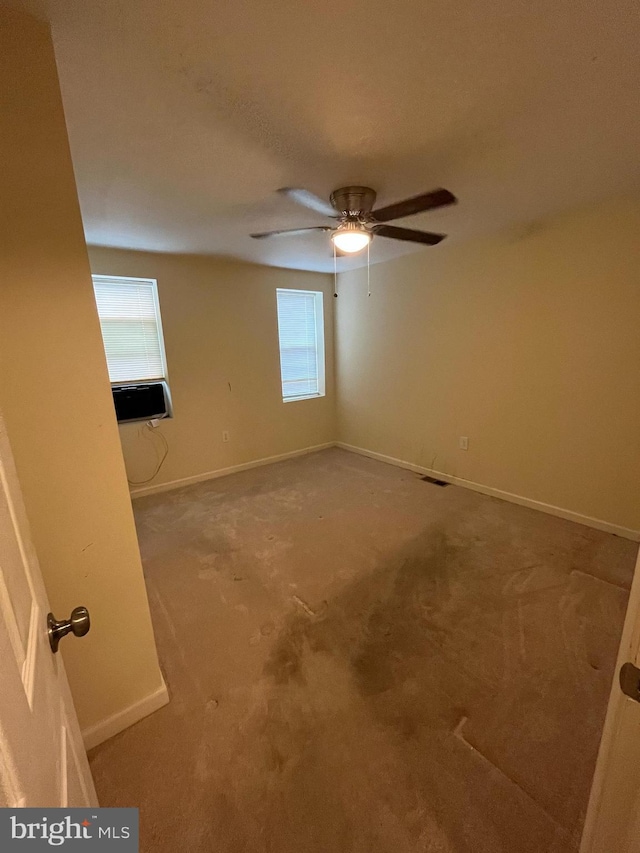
left=276, top=289, right=323, bottom=400
left=92, top=276, right=166, bottom=384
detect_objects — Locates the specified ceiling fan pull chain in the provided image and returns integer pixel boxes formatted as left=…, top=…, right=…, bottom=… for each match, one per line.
left=333, top=242, right=338, bottom=298
left=367, top=241, right=371, bottom=298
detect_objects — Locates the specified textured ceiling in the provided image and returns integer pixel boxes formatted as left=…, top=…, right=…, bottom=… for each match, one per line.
left=9, top=0, right=640, bottom=271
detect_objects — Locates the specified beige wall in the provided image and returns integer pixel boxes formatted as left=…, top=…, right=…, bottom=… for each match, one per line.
left=88, top=248, right=335, bottom=492
left=0, top=9, right=165, bottom=734
left=336, top=197, right=640, bottom=533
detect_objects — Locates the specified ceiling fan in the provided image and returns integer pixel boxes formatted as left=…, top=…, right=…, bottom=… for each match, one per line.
left=251, top=186, right=457, bottom=254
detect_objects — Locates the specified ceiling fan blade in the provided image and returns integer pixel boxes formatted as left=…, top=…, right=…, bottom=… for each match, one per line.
left=278, top=187, right=338, bottom=218
left=372, top=188, right=457, bottom=223
left=250, top=226, right=332, bottom=239
left=371, top=224, right=445, bottom=245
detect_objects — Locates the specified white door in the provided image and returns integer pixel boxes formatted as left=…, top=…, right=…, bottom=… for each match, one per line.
left=581, top=545, right=640, bottom=851
left=0, top=409, right=97, bottom=808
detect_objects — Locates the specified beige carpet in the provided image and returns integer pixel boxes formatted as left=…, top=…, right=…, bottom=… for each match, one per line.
left=89, top=448, right=637, bottom=852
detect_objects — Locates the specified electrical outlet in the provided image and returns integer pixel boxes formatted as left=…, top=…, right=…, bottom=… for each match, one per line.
left=459, top=436, right=469, bottom=451
left=222, top=430, right=229, bottom=443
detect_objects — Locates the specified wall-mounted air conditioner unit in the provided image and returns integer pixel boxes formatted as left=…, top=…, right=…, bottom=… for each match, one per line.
left=112, top=382, right=171, bottom=424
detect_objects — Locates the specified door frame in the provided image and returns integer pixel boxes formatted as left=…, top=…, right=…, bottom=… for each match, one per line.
left=580, top=544, right=640, bottom=851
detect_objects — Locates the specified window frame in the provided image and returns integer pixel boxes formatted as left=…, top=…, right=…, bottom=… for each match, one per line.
left=91, top=274, right=170, bottom=387
left=276, top=288, right=326, bottom=404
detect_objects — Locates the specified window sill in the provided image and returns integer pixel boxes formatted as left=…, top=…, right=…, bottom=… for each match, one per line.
left=110, top=380, right=167, bottom=388
left=283, top=393, right=324, bottom=403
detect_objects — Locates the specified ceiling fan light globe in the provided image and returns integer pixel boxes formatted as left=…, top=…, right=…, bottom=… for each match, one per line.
left=331, top=228, right=371, bottom=254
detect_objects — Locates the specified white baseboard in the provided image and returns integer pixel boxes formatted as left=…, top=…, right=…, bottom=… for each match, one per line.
left=129, top=442, right=336, bottom=499
left=337, top=442, right=640, bottom=542
left=82, top=681, right=169, bottom=750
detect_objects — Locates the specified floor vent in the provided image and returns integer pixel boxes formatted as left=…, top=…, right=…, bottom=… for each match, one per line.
left=421, top=476, right=450, bottom=487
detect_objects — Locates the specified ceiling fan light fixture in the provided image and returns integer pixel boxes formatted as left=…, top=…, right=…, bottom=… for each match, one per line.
left=331, top=222, right=371, bottom=254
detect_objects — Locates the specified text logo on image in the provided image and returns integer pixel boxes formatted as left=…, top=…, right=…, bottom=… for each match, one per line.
left=0, top=808, right=138, bottom=850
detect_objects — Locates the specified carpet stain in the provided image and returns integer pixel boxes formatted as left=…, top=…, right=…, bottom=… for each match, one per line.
left=89, top=449, right=637, bottom=853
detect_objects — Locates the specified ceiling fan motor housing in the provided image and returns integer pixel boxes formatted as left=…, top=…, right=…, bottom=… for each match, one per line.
left=330, top=186, right=377, bottom=216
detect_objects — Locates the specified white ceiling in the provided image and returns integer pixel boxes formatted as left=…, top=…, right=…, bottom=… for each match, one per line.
left=10, top=0, right=640, bottom=271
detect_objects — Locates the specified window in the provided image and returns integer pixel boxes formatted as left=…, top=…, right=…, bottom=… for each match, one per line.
left=92, top=275, right=167, bottom=384
left=276, top=289, right=325, bottom=402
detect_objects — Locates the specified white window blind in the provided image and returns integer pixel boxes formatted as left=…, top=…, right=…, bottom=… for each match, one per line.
left=276, top=289, right=325, bottom=401
left=92, top=276, right=167, bottom=384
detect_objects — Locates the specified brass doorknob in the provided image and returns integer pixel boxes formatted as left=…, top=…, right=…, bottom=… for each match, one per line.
left=47, top=606, right=91, bottom=653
